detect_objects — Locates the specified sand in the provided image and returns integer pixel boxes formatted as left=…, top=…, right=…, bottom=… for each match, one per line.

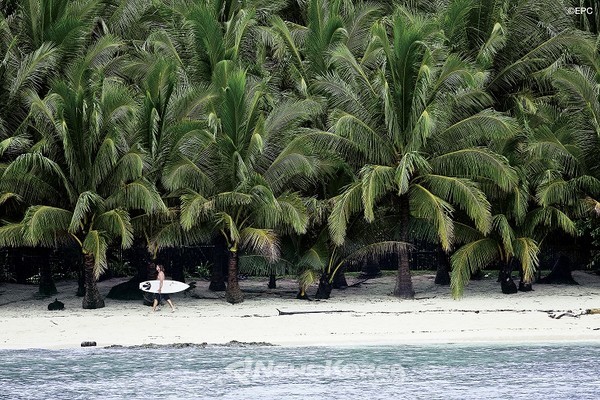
left=1, top=271, right=600, bottom=349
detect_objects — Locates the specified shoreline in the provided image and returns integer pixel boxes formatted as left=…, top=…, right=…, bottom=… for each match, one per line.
left=1, top=271, right=600, bottom=350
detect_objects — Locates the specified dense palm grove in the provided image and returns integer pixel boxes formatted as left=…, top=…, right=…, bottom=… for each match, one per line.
left=1, top=0, right=599, bottom=308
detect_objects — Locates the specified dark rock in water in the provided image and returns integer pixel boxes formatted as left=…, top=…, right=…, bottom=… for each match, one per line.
left=222, top=340, right=275, bottom=347
left=105, top=341, right=274, bottom=350
left=81, top=341, right=97, bottom=347
left=499, top=271, right=518, bottom=294
left=48, top=298, right=65, bottom=311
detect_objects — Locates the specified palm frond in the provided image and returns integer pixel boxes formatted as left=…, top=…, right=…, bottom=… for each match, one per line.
left=0, top=223, right=27, bottom=247
left=94, top=208, right=133, bottom=249
left=274, top=192, right=309, bottom=235
left=180, top=191, right=211, bottom=230
left=82, top=229, right=108, bottom=278
left=525, top=206, right=577, bottom=237
left=512, top=237, right=539, bottom=284
left=342, top=240, right=410, bottom=269
left=106, top=179, right=167, bottom=214
left=430, top=147, right=518, bottom=192
left=451, top=237, right=500, bottom=298
left=240, top=227, right=280, bottom=263
left=22, top=205, right=73, bottom=247
left=328, top=181, right=363, bottom=245
left=9, top=42, right=57, bottom=99
left=395, top=151, right=430, bottom=195
left=421, top=174, right=492, bottom=234
left=492, top=214, right=515, bottom=255
left=409, top=184, right=454, bottom=250
left=69, top=191, right=104, bottom=233
left=215, top=212, right=240, bottom=245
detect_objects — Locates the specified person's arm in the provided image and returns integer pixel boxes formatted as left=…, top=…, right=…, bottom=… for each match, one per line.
left=158, top=272, right=164, bottom=293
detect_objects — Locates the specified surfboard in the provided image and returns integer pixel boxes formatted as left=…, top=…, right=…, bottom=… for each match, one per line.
left=138, top=280, right=190, bottom=294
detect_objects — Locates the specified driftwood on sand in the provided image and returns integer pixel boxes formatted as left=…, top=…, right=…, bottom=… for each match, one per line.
left=276, top=309, right=354, bottom=316
left=547, top=308, right=600, bottom=319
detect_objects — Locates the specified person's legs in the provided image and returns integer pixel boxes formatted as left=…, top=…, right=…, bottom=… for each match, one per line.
left=152, top=293, right=161, bottom=311
left=163, top=294, right=175, bottom=312
left=166, top=299, right=175, bottom=312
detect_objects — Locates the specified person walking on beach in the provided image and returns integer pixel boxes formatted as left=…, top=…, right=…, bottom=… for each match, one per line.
left=153, top=264, right=176, bottom=312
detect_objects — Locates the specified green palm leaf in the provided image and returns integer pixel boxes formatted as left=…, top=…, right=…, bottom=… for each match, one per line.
left=22, top=205, right=73, bottom=247
left=512, top=237, right=539, bottom=284
left=240, top=227, right=280, bottom=262
left=94, top=208, right=133, bottom=249
left=69, top=191, right=104, bottom=233
left=421, top=174, right=492, bottom=234
left=409, top=184, right=454, bottom=250
left=451, top=237, right=500, bottom=298
left=82, top=230, right=108, bottom=278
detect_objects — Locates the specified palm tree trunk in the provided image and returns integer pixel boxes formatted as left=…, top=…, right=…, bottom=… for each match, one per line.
left=434, top=246, right=451, bottom=285
left=225, top=248, right=243, bottom=304
left=82, top=253, right=105, bottom=309
left=394, top=195, right=415, bottom=298
left=39, top=248, right=57, bottom=296
left=499, top=259, right=518, bottom=294
left=268, top=274, right=277, bottom=289
left=315, top=272, right=332, bottom=299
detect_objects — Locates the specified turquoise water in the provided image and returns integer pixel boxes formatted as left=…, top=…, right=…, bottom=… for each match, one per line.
left=1, top=344, right=599, bottom=399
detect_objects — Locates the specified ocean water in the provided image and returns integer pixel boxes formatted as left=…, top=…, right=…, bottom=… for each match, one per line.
left=1, top=344, right=599, bottom=399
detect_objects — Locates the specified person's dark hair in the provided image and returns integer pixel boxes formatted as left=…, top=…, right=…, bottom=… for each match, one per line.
left=156, top=264, right=165, bottom=272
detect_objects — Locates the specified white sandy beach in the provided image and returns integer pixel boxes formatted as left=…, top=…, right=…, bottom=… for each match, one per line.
left=1, top=271, right=600, bottom=349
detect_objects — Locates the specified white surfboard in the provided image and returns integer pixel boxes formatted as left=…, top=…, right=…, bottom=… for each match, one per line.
left=139, top=280, right=190, bottom=294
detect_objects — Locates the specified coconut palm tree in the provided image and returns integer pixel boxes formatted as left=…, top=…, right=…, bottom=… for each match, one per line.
left=269, top=0, right=382, bottom=99
left=420, top=0, right=597, bottom=296
left=449, top=47, right=600, bottom=297
left=438, top=0, right=588, bottom=110
left=299, top=209, right=409, bottom=299
left=0, top=0, right=109, bottom=295
left=0, top=37, right=165, bottom=308
left=169, top=63, right=325, bottom=303
left=0, top=0, right=102, bottom=177
left=320, top=9, right=519, bottom=298
left=119, top=43, right=216, bottom=281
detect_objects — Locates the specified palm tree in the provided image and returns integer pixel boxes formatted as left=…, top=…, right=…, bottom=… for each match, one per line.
left=179, top=0, right=259, bottom=82
left=169, top=64, right=324, bottom=303
left=450, top=44, right=600, bottom=297
left=0, top=0, right=107, bottom=294
left=120, top=43, right=215, bottom=283
left=418, top=0, right=597, bottom=296
left=320, top=9, right=519, bottom=298
left=0, top=37, right=163, bottom=308
left=439, top=0, right=588, bottom=110
left=297, top=210, right=409, bottom=299
left=269, top=0, right=382, bottom=99
left=0, top=0, right=103, bottom=177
